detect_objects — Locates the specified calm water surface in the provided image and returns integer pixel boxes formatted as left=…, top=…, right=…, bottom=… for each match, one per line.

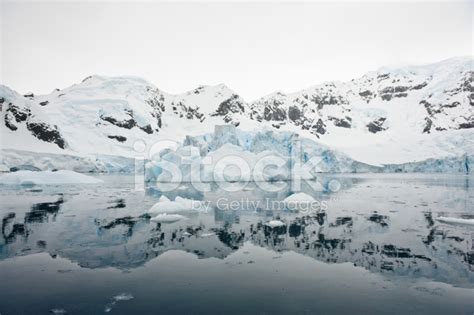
left=0, top=174, right=473, bottom=314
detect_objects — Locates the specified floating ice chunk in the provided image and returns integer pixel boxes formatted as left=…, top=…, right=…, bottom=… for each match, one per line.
left=200, top=232, right=215, bottom=237
left=283, top=192, right=317, bottom=211
left=436, top=216, right=474, bottom=226
left=265, top=220, right=285, bottom=228
left=112, top=293, right=134, bottom=301
left=149, top=196, right=205, bottom=214
left=284, top=192, right=315, bottom=203
left=105, top=293, right=134, bottom=313
left=150, top=213, right=187, bottom=223
left=0, top=170, right=103, bottom=185
left=50, top=309, right=67, bottom=314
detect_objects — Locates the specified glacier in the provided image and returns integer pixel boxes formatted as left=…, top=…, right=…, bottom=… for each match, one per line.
left=1, top=125, right=470, bottom=177
left=382, top=154, right=471, bottom=174
left=0, top=170, right=103, bottom=185
left=145, top=125, right=381, bottom=184
left=144, top=125, right=472, bottom=185
left=1, top=149, right=139, bottom=173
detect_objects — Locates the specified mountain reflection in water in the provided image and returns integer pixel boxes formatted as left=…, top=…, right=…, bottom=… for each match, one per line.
left=0, top=174, right=473, bottom=314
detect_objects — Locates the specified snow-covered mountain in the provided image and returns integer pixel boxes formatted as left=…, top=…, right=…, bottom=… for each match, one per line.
left=0, top=57, right=472, bottom=171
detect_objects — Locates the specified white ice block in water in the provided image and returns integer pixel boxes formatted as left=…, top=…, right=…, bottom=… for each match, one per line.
left=283, top=192, right=318, bottom=211
left=265, top=220, right=285, bottom=228
left=149, top=196, right=206, bottom=214
left=284, top=192, right=316, bottom=203
left=150, top=213, right=187, bottom=223
left=0, top=170, right=103, bottom=185
left=436, top=216, right=474, bottom=226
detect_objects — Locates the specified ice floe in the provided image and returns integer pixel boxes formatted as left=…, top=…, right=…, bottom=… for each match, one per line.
left=283, top=192, right=318, bottom=211
left=105, top=293, right=134, bottom=313
left=150, top=213, right=187, bottom=223
left=436, top=216, right=474, bottom=226
left=200, top=232, right=216, bottom=237
left=265, top=220, right=286, bottom=228
left=283, top=192, right=316, bottom=203
left=149, top=196, right=206, bottom=214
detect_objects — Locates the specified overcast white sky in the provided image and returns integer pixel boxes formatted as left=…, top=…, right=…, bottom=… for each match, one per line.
left=1, top=1, right=472, bottom=100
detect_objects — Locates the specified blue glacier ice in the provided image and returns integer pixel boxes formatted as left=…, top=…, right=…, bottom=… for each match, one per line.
left=146, top=125, right=381, bottom=183
left=145, top=125, right=472, bottom=184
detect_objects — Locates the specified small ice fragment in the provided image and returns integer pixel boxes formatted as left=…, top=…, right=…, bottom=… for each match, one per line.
left=105, top=293, right=134, bottom=313
left=283, top=192, right=315, bottom=203
left=150, top=213, right=187, bottom=223
left=265, top=220, right=285, bottom=228
left=436, top=216, right=474, bottom=226
left=200, top=232, right=215, bottom=237
left=112, top=293, right=134, bottom=301
left=50, top=309, right=67, bottom=314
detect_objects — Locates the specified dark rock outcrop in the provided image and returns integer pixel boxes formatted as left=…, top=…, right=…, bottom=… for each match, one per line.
left=27, top=122, right=66, bottom=149
left=264, top=103, right=286, bottom=121
left=329, top=116, right=352, bottom=128
left=288, top=106, right=302, bottom=122
left=312, top=119, right=327, bottom=135
left=4, top=103, right=31, bottom=131
left=367, top=117, right=387, bottom=133
left=101, top=113, right=136, bottom=129
left=107, top=135, right=127, bottom=142
left=139, top=124, right=154, bottom=134
left=10, top=165, right=41, bottom=172
left=212, top=94, right=245, bottom=116
left=423, top=117, right=433, bottom=133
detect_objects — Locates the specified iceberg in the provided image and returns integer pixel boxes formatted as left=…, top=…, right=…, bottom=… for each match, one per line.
left=264, top=219, right=287, bottom=235
left=283, top=192, right=317, bottom=211
left=0, top=170, right=103, bottom=185
left=148, top=196, right=206, bottom=214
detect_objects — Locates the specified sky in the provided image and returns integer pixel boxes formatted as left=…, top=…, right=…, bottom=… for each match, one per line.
left=1, top=1, right=472, bottom=101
